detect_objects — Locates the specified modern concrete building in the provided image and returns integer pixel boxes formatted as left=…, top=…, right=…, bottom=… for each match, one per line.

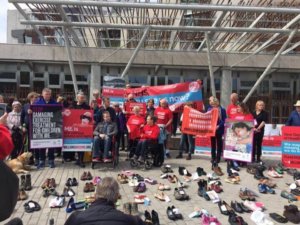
left=1, top=0, right=300, bottom=123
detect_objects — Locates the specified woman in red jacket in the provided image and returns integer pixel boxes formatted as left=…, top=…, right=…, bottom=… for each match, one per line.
left=133, top=115, right=160, bottom=162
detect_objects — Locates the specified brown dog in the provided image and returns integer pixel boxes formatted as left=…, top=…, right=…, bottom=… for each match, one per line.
left=6, top=152, right=33, bottom=174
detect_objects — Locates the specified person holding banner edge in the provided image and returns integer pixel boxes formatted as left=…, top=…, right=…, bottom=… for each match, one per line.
left=207, top=97, right=227, bottom=168
left=286, top=100, right=300, bottom=126
left=32, top=88, right=59, bottom=169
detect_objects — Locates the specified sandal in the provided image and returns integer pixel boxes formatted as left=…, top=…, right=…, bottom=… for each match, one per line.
left=24, top=201, right=41, bottom=213
left=158, top=183, right=171, bottom=191
left=154, top=192, right=170, bottom=202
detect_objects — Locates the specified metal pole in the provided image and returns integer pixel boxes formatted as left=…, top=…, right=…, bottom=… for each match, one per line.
left=282, top=40, right=300, bottom=55
left=62, top=26, right=79, bottom=94
left=227, top=12, right=265, bottom=52
left=205, top=32, right=216, bottom=97
left=230, top=14, right=300, bottom=67
left=20, top=20, right=295, bottom=34
left=13, top=3, right=49, bottom=45
left=243, top=29, right=297, bottom=103
left=9, top=0, right=300, bottom=14
left=120, top=26, right=150, bottom=78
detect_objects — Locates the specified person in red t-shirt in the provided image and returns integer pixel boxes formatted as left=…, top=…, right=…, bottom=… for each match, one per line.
left=126, top=106, right=145, bottom=158
left=154, top=99, right=173, bottom=158
left=226, top=93, right=239, bottom=119
left=133, top=115, right=160, bottom=162
left=0, top=113, right=14, bottom=160
left=233, top=103, right=254, bottom=121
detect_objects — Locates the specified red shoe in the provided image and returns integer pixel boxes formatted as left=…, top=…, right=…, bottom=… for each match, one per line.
left=92, top=157, right=101, bottom=162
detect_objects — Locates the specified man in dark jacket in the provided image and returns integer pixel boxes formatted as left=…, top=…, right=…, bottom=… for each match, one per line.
left=64, top=177, right=144, bottom=225
left=94, top=97, right=116, bottom=124
left=92, top=111, right=117, bottom=163
left=33, top=88, right=59, bottom=168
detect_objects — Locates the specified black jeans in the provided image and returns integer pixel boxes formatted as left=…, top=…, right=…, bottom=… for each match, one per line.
left=210, top=133, right=223, bottom=163
left=253, top=132, right=264, bottom=161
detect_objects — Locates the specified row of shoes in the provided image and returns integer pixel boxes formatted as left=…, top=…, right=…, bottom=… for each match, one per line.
left=80, top=171, right=93, bottom=181
left=218, top=201, right=248, bottom=225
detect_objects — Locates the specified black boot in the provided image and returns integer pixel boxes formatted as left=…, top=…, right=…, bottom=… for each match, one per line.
left=152, top=210, right=160, bottom=225
left=144, top=210, right=152, bottom=225
left=25, top=174, right=32, bottom=191
left=20, top=175, right=26, bottom=190
left=254, top=166, right=267, bottom=180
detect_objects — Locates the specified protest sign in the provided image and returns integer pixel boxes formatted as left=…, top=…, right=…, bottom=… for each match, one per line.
left=102, top=81, right=203, bottom=112
left=62, top=109, right=94, bottom=152
left=223, top=119, right=254, bottom=162
left=124, top=102, right=147, bottom=116
left=281, top=126, right=300, bottom=168
left=194, top=136, right=211, bottom=156
left=30, top=105, right=63, bottom=149
left=181, top=107, right=218, bottom=136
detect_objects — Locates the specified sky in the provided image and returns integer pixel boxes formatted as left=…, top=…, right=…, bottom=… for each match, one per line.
left=0, top=1, right=16, bottom=43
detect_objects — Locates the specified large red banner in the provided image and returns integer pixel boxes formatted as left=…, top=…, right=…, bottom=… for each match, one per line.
left=281, top=126, right=300, bottom=168
left=124, top=102, right=147, bottom=116
left=181, top=107, right=218, bottom=136
left=102, top=81, right=203, bottom=112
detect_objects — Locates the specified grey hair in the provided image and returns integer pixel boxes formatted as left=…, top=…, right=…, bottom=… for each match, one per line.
left=42, top=87, right=52, bottom=93
left=95, top=177, right=120, bottom=203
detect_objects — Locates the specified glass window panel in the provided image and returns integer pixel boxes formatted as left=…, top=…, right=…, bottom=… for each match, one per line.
left=128, top=75, right=147, bottom=85
left=167, top=76, right=180, bottom=84
left=157, top=76, right=165, bottom=85
left=49, top=74, right=60, bottom=85
left=240, top=81, right=256, bottom=87
left=0, top=72, right=16, bottom=79
left=34, top=73, right=44, bottom=78
left=20, top=72, right=30, bottom=85
left=273, top=81, right=290, bottom=88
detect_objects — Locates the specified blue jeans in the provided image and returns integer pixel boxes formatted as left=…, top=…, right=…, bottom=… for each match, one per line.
left=179, top=134, right=194, bottom=154
left=93, top=136, right=112, bottom=158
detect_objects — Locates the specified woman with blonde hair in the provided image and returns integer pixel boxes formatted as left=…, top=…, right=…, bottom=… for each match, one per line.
left=251, top=100, right=268, bottom=163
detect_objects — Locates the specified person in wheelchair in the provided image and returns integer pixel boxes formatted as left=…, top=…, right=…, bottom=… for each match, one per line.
left=133, top=115, right=160, bottom=162
left=92, top=111, right=117, bottom=163
left=126, top=106, right=145, bottom=158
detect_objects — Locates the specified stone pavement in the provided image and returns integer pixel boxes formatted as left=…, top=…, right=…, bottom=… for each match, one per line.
left=2, top=151, right=298, bottom=225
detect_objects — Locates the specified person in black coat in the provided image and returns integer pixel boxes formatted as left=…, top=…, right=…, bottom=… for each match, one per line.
left=94, top=97, right=116, bottom=124
left=64, top=177, right=144, bottom=225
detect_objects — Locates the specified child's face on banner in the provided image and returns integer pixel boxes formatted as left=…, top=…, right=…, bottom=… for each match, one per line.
left=233, top=127, right=249, bottom=138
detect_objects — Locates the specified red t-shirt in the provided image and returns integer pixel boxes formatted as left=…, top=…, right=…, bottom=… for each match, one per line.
left=226, top=104, right=239, bottom=119
left=0, top=125, right=14, bottom=160
left=154, top=107, right=173, bottom=132
left=126, top=115, right=145, bottom=140
left=232, top=113, right=254, bottom=121
left=141, top=124, right=160, bottom=140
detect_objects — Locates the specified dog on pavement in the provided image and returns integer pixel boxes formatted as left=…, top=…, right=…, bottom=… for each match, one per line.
left=6, top=152, right=33, bottom=174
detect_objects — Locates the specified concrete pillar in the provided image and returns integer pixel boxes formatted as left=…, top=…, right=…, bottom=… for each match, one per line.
left=221, top=69, right=232, bottom=108
left=90, top=64, right=101, bottom=101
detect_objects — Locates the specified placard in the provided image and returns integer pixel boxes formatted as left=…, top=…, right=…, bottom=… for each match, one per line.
left=124, top=102, right=147, bottom=116
left=62, top=109, right=94, bottom=152
left=282, top=126, right=300, bottom=168
left=30, top=105, right=63, bottom=149
left=223, top=119, right=254, bottom=162
left=181, top=107, right=218, bottom=136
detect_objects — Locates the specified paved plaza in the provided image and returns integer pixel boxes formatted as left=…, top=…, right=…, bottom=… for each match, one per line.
left=2, top=150, right=298, bottom=225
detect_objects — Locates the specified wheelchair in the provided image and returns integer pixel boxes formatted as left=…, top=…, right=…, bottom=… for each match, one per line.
left=91, top=136, right=119, bottom=169
left=129, top=140, right=164, bottom=170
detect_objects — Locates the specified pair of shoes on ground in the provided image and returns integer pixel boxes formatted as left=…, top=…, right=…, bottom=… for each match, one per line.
left=117, top=174, right=128, bottom=184
left=49, top=196, right=65, bottom=208
left=144, top=177, right=157, bottom=185
left=197, top=179, right=210, bottom=201
left=41, top=178, right=56, bottom=189
left=154, top=191, right=170, bottom=202
left=213, top=165, right=224, bottom=176
left=80, top=171, right=93, bottom=181
left=144, top=210, right=159, bottom=225
left=281, top=190, right=298, bottom=202
left=123, top=202, right=139, bottom=216
left=258, top=183, right=275, bottom=194
left=62, top=186, right=75, bottom=197
left=65, top=178, right=78, bottom=187
left=83, top=182, right=95, bottom=193
left=225, top=174, right=240, bottom=184
left=43, top=187, right=58, bottom=198
left=133, top=182, right=146, bottom=193
left=92, top=176, right=102, bottom=186
left=161, top=165, right=173, bottom=173
left=166, top=206, right=183, bottom=220
left=66, top=197, right=86, bottom=213
left=174, top=187, right=189, bottom=201
left=230, top=201, right=252, bottom=213
left=229, top=212, right=248, bottom=225
left=283, top=204, right=300, bottom=224
left=158, top=183, right=171, bottom=191
left=239, top=188, right=257, bottom=201
left=178, top=166, right=192, bottom=177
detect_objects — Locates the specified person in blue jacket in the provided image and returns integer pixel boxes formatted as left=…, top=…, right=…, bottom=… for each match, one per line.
left=207, top=96, right=227, bottom=168
left=286, top=100, right=300, bottom=126
left=33, top=88, right=59, bottom=168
